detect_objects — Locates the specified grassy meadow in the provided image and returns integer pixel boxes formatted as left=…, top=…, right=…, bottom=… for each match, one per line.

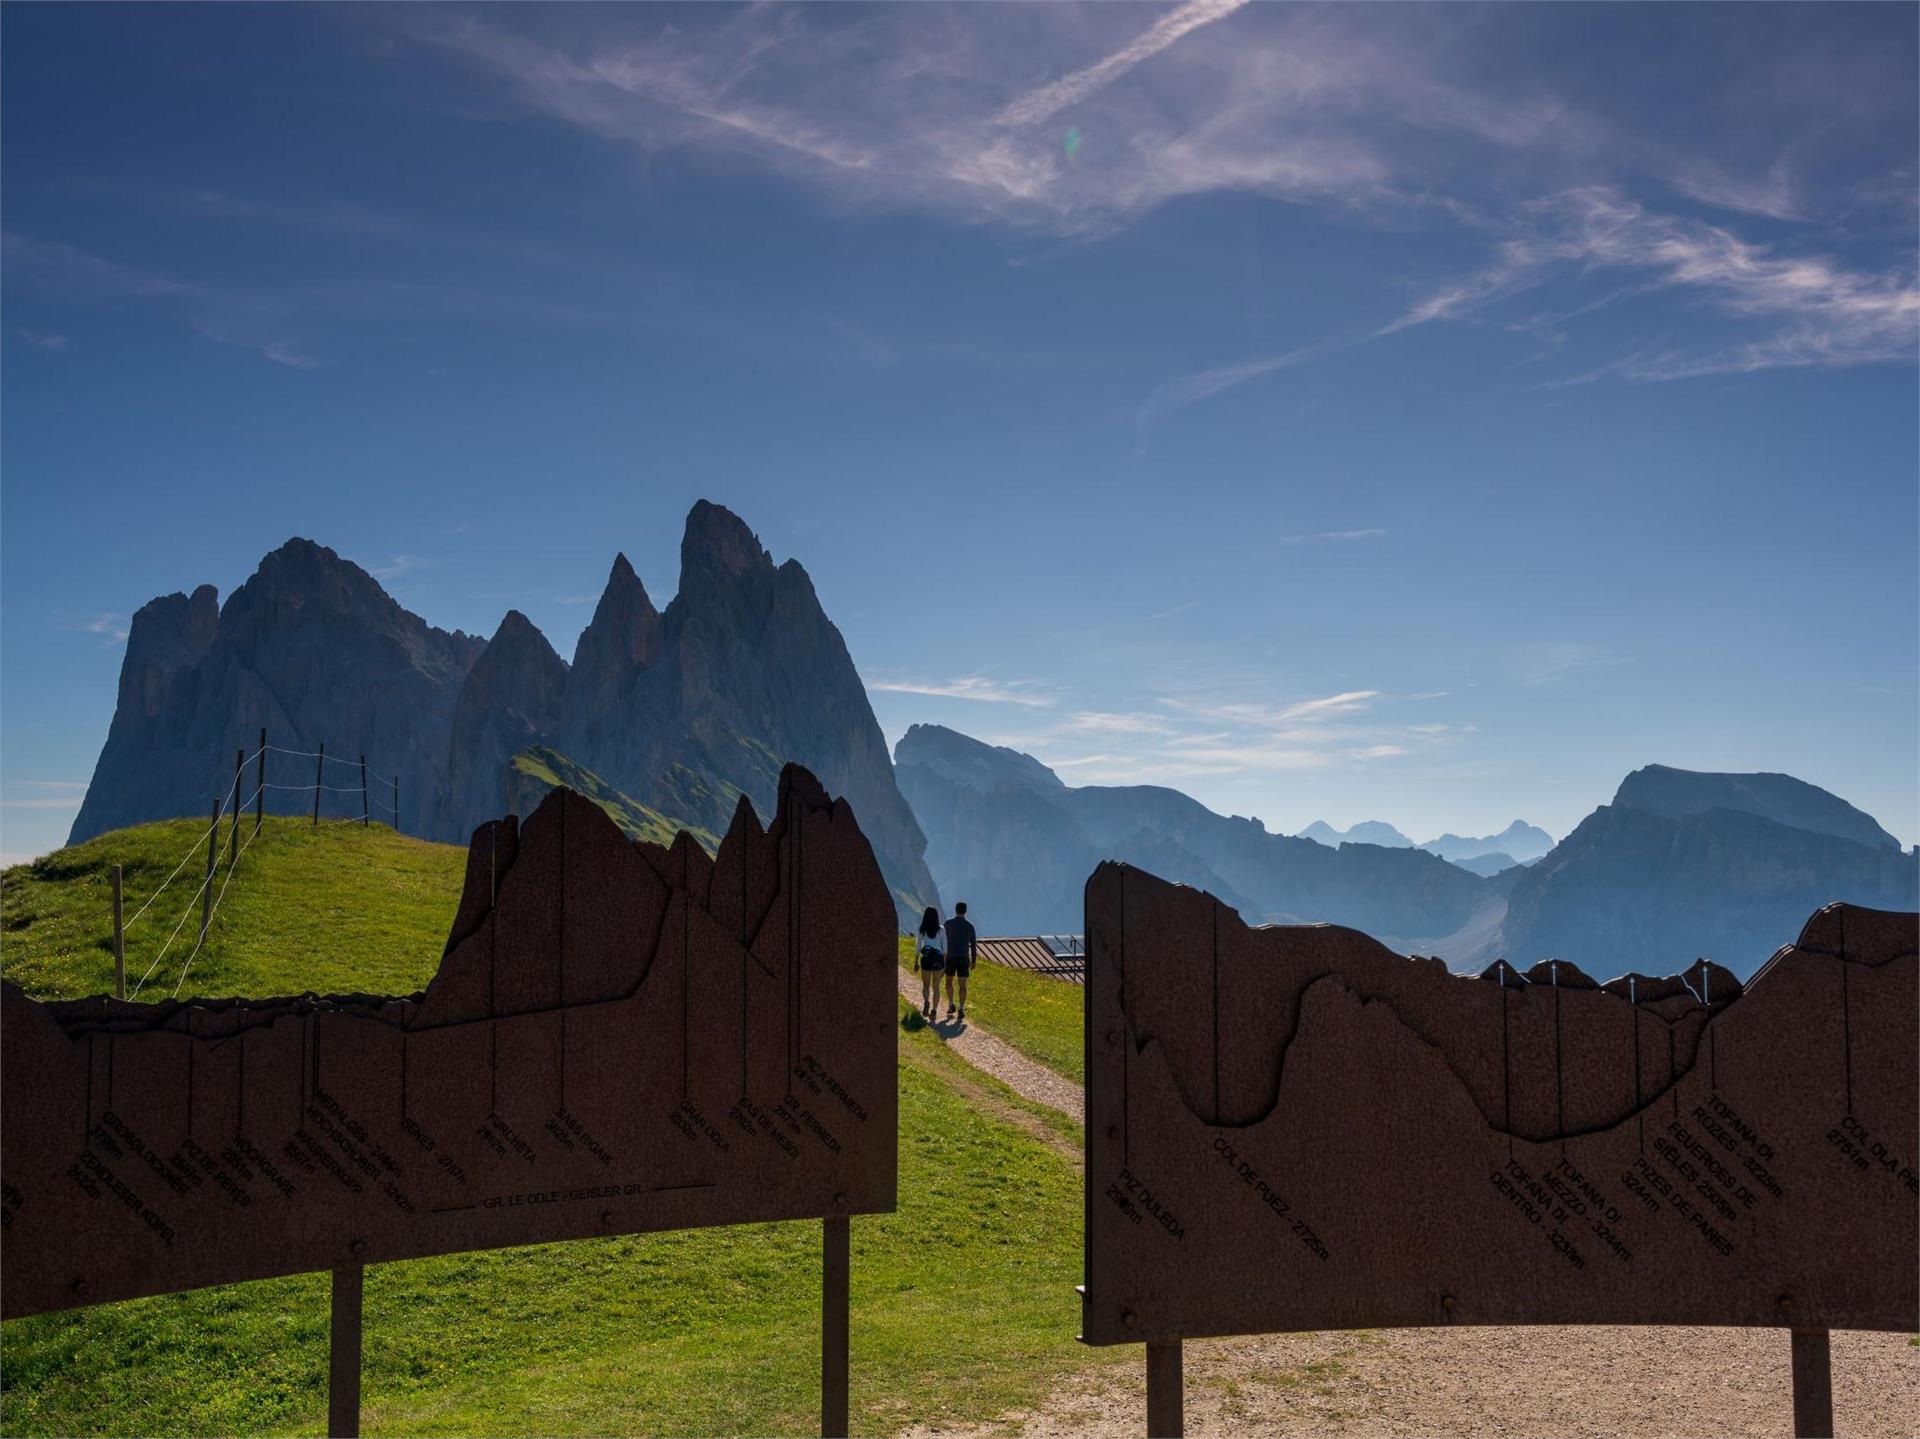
left=0, top=817, right=1106, bottom=1436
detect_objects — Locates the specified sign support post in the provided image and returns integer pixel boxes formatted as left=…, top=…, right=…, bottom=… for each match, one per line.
left=822, top=1215, right=849, bottom=1438
left=1791, top=1328, right=1832, bottom=1438
left=1145, top=1340, right=1182, bottom=1438
left=329, top=1263, right=363, bottom=1439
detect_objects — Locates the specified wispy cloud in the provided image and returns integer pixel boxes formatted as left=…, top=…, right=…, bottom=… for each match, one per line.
left=1135, top=339, right=1343, bottom=434
left=1277, top=528, right=1386, bottom=546
left=1512, top=641, right=1630, bottom=688
left=409, top=4, right=1531, bottom=238
left=992, top=0, right=1249, bottom=129
left=11, top=329, right=70, bottom=351
left=370, top=554, right=434, bottom=582
left=1, top=779, right=89, bottom=812
left=866, top=674, right=1055, bottom=707
left=54, top=612, right=130, bottom=644
left=1389, top=187, right=1918, bottom=381
left=1064, top=711, right=1177, bottom=736
left=1147, top=599, right=1201, bottom=621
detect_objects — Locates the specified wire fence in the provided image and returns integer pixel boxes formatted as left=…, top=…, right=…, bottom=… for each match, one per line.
left=73, top=732, right=408, bottom=1002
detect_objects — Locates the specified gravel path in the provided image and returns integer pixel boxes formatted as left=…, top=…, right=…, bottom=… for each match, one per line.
left=904, top=1325, right=1920, bottom=1438
left=896, top=967, right=1084, bottom=1123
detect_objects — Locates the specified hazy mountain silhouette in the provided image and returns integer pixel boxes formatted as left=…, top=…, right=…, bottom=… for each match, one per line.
left=1447, top=852, right=1523, bottom=878
left=1296, top=819, right=1415, bottom=848
left=71, top=504, right=937, bottom=920
left=1610, top=763, right=1900, bottom=849
left=895, top=725, right=1488, bottom=940
left=1421, top=819, right=1554, bottom=865
left=1496, top=769, right=1916, bottom=975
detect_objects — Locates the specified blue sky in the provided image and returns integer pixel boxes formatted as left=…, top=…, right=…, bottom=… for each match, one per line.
left=4, top=2, right=1916, bottom=863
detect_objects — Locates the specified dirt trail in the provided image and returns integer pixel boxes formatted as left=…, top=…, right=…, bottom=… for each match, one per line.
left=895, top=967, right=1083, bottom=1123
left=903, top=1325, right=1920, bottom=1438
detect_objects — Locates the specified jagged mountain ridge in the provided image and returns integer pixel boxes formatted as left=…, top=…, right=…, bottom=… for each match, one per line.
left=71, top=503, right=937, bottom=921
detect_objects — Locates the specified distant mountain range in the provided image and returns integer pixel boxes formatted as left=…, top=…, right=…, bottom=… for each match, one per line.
left=1295, top=819, right=1416, bottom=849
left=896, top=724, right=1502, bottom=946
left=69, top=509, right=1916, bottom=977
left=1295, top=817, right=1555, bottom=871
left=70, top=503, right=938, bottom=921
left=899, top=726, right=1915, bottom=978
left=1421, top=820, right=1555, bottom=865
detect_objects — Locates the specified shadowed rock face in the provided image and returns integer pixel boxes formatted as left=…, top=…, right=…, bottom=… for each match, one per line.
left=1612, top=763, right=1901, bottom=850
left=69, top=507, right=938, bottom=921
left=442, top=612, right=568, bottom=838
left=1500, top=802, right=1919, bottom=977
left=71, top=540, right=485, bottom=841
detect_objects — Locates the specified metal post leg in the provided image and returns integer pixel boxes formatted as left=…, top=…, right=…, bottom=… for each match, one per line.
left=1790, top=1327, right=1832, bottom=1438
left=822, top=1216, right=850, bottom=1438
left=329, top=1264, right=363, bottom=1439
left=1146, top=1339, right=1182, bottom=1438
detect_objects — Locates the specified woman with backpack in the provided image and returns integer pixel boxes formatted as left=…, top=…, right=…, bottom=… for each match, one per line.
left=913, top=905, right=944, bottom=1020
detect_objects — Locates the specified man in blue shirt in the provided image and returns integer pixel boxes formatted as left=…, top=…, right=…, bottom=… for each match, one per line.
left=942, top=902, right=978, bottom=1022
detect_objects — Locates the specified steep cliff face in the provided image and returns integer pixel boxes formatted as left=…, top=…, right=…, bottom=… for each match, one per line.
left=442, top=611, right=568, bottom=838
left=71, top=508, right=938, bottom=923
left=555, top=502, right=937, bottom=916
left=71, top=542, right=483, bottom=841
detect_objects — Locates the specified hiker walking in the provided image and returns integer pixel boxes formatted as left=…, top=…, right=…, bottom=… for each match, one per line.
left=943, top=901, right=977, bottom=1022
left=914, top=906, right=945, bottom=1019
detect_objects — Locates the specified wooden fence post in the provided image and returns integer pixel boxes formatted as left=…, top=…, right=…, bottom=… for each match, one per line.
left=359, top=756, right=369, bottom=828
left=313, top=743, right=325, bottom=827
left=822, top=1215, right=849, bottom=1439
left=254, top=728, right=266, bottom=835
left=200, top=797, right=218, bottom=945
left=329, top=1263, right=364, bottom=1438
left=228, top=748, right=243, bottom=869
left=111, top=864, right=125, bottom=1000
left=1146, top=1340, right=1182, bottom=1439
left=1791, top=1328, right=1832, bottom=1438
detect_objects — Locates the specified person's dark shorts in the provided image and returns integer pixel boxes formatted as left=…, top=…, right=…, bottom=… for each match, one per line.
left=945, top=954, right=972, bottom=979
left=918, top=948, right=944, bottom=972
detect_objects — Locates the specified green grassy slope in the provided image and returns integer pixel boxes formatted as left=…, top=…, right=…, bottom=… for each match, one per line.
left=509, top=747, right=721, bottom=854
left=1, top=816, right=465, bottom=1002
left=1, top=819, right=1106, bottom=1436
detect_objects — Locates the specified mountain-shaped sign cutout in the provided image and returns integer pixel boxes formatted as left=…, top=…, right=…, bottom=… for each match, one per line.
left=3, top=766, right=897, bottom=1320
left=1082, top=862, right=1916, bottom=1343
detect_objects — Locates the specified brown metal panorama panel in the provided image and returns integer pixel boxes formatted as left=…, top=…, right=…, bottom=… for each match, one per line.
left=1, top=766, right=898, bottom=1319
left=1081, top=862, right=1918, bottom=1345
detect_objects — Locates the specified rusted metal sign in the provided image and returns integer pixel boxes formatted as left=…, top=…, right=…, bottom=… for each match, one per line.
left=1082, top=864, right=1917, bottom=1346
left=3, top=767, right=897, bottom=1320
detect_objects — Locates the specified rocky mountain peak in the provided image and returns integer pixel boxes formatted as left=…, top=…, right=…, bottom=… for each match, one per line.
left=894, top=724, right=1064, bottom=795
left=682, top=500, right=770, bottom=583
left=124, top=584, right=220, bottom=679
left=1613, top=764, right=1899, bottom=850
left=573, top=553, right=661, bottom=677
